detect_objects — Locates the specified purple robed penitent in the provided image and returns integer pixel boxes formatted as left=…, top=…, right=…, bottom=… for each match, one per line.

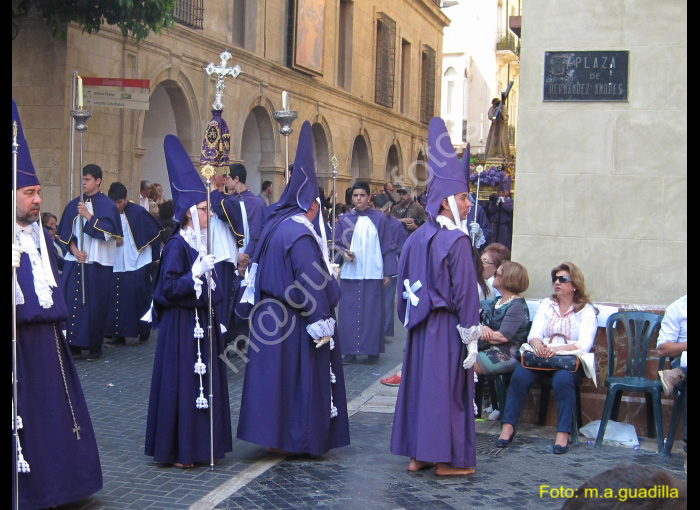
left=57, top=191, right=122, bottom=350
left=14, top=230, right=103, bottom=509
left=236, top=121, right=350, bottom=455
left=105, top=202, right=163, bottom=338
left=236, top=221, right=350, bottom=454
left=13, top=98, right=102, bottom=509
left=145, top=134, right=232, bottom=465
left=390, top=117, right=481, bottom=468
left=390, top=222, right=480, bottom=467
left=145, top=232, right=232, bottom=464
left=334, top=208, right=395, bottom=356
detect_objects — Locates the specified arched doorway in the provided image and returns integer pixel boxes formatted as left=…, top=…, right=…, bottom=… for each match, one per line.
left=409, top=148, right=428, bottom=193
left=141, top=81, right=194, bottom=199
left=385, top=144, right=401, bottom=185
left=350, top=134, right=370, bottom=183
left=240, top=106, right=275, bottom=194
left=311, top=122, right=330, bottom=185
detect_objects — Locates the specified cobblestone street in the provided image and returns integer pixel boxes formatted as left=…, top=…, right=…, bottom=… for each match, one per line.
left=58, top=318, right=686, bottom=510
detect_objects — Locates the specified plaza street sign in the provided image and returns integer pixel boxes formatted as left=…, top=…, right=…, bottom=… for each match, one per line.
left=84, top=88, right=150, bottom=110
left=543, top=51, right=629, bottom=101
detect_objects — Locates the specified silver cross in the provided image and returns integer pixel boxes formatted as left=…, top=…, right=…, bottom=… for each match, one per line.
left=204, top=49, right=242, bottom=110
left=73, top=424, right=81, bottom=440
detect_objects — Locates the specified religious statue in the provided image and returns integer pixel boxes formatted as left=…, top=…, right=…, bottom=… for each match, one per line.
left=484, top=97, right=511, bottom=160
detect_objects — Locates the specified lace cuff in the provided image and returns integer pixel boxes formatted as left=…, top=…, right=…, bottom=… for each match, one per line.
left=192, top=274, right=203, bottom=300
left=457, top=324, right=482, bottom=345
left=306, top=318, right=336, bottom=340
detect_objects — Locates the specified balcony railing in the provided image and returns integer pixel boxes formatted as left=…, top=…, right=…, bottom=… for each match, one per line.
left=496, top=31, right=520, bottom=56
left=173, top=0, right=204, bottom=30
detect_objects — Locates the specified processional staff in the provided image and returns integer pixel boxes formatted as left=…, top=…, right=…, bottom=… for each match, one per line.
left=472, top=165, right=484, bottom=247
left=70, top=75, right=91, bottom=304
left=12, top=120, right=21, bottom=510
left=202, top=49, right=242, bottom=471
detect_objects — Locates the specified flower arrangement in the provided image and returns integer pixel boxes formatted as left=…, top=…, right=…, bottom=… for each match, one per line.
left=470, top=165, right=506, bottom=187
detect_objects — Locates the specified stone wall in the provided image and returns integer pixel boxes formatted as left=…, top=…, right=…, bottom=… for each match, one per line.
left=513, top=1, right=687, bottom=305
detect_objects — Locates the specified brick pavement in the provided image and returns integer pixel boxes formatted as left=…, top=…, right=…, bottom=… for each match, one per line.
left=57, top=318, right=407, bottom=510
left=57, top=315, right=685, bottom=510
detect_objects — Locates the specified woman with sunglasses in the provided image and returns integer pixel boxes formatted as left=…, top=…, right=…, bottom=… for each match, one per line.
left=495, top=262, right=597, bottom=454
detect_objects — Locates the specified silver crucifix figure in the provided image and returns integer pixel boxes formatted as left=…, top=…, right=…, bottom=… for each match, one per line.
left=204, top=49, right=242, bottom=110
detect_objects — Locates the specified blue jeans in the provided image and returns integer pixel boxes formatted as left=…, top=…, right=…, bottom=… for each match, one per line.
left=671, top=358, right=687, bottom=447
left=501, top=363, right=584, bottom=434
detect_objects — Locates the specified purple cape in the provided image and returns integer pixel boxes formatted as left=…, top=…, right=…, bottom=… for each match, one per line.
left=57, top=191, right=123, bottom=248
left=122, top=201, right=164, bottom=255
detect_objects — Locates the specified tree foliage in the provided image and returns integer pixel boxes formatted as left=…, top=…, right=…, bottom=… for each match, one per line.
left=12, top=0, right=177, bottom=42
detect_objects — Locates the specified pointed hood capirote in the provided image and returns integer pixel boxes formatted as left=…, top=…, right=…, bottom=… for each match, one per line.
left=164, top=134, right=207, bottom=225
left=12, top=99, right=40, bottom=189
left=425, top=117, right=469, bottom=219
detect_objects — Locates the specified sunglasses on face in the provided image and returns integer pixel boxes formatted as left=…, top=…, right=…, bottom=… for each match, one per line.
left=552, top=275, right=573, bottom=284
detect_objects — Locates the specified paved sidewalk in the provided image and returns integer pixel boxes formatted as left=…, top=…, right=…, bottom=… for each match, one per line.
left=56, top=316, right=685, bottom=510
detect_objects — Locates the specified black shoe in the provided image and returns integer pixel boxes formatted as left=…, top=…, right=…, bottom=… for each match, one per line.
left=104, top=336, right=125, bottom=347
left=138, top=333, right=150, bottom=343
left=69, top=346, right=83, bottom=358
left=553, top=444, right=570, bottom=455
left=368, top=355, right=380, bottom=362
left=86, top=350, right=103, bottom=361
left=496, top=433, right=515, bottom=448
left=342, top=355, right=357, bottom=365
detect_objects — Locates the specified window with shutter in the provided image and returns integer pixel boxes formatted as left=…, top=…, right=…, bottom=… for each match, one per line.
left=375, top=13, right=396, bottom=109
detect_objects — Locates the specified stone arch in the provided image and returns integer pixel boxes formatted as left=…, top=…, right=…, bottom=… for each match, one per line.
left=139, top=70, right=199, bottom=200
left=309, top=114, right=334, bottom=179
left=350, top=131, right=372, bottom=183
left=311, top=122, right=331, bottom=193
left=237, top=98, right=277, bottom=194
left=384, top=138, right=403, bottom=186
left=406, top=144, right=428, bottom=192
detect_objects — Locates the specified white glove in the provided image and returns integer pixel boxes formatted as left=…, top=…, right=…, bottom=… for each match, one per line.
left=469, top=221, right=481, bottom=236
left=192, top=254, right=215, bottom=278
left=329, top=263, right=340, bottom=280
left=462, top=339, right=478, bottom=369
left=314, top=336, right=332, bottom=349
left=12, top=244, right=22, bottom=269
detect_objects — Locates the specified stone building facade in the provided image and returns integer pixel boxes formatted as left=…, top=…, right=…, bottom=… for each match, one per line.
left=12, top=0, right=449, bottom=215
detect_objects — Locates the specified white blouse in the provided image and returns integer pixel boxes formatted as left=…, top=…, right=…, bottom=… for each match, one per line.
left=527, top=298, right=598, bottom=353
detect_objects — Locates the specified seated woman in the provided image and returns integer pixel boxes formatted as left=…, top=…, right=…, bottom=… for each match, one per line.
left=496, top=262, right=597, bottom=454
left=476, top=261, right=530, bottom=377
left=479, top=242, right=511, bottom=300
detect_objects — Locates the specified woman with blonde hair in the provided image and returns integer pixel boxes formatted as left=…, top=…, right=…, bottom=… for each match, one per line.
left=496, top=262, right=597, bottom=454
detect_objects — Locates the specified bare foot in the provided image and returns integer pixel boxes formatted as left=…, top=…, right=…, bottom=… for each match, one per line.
left=407, top=458, right=436, bottom=471
left=173, top=462, right=194, bottom=469
left=435, top=463, right=475, bottom=476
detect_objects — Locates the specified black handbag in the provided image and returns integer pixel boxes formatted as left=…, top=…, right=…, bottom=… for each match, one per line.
left=521, top=350, right=580, bottom=372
